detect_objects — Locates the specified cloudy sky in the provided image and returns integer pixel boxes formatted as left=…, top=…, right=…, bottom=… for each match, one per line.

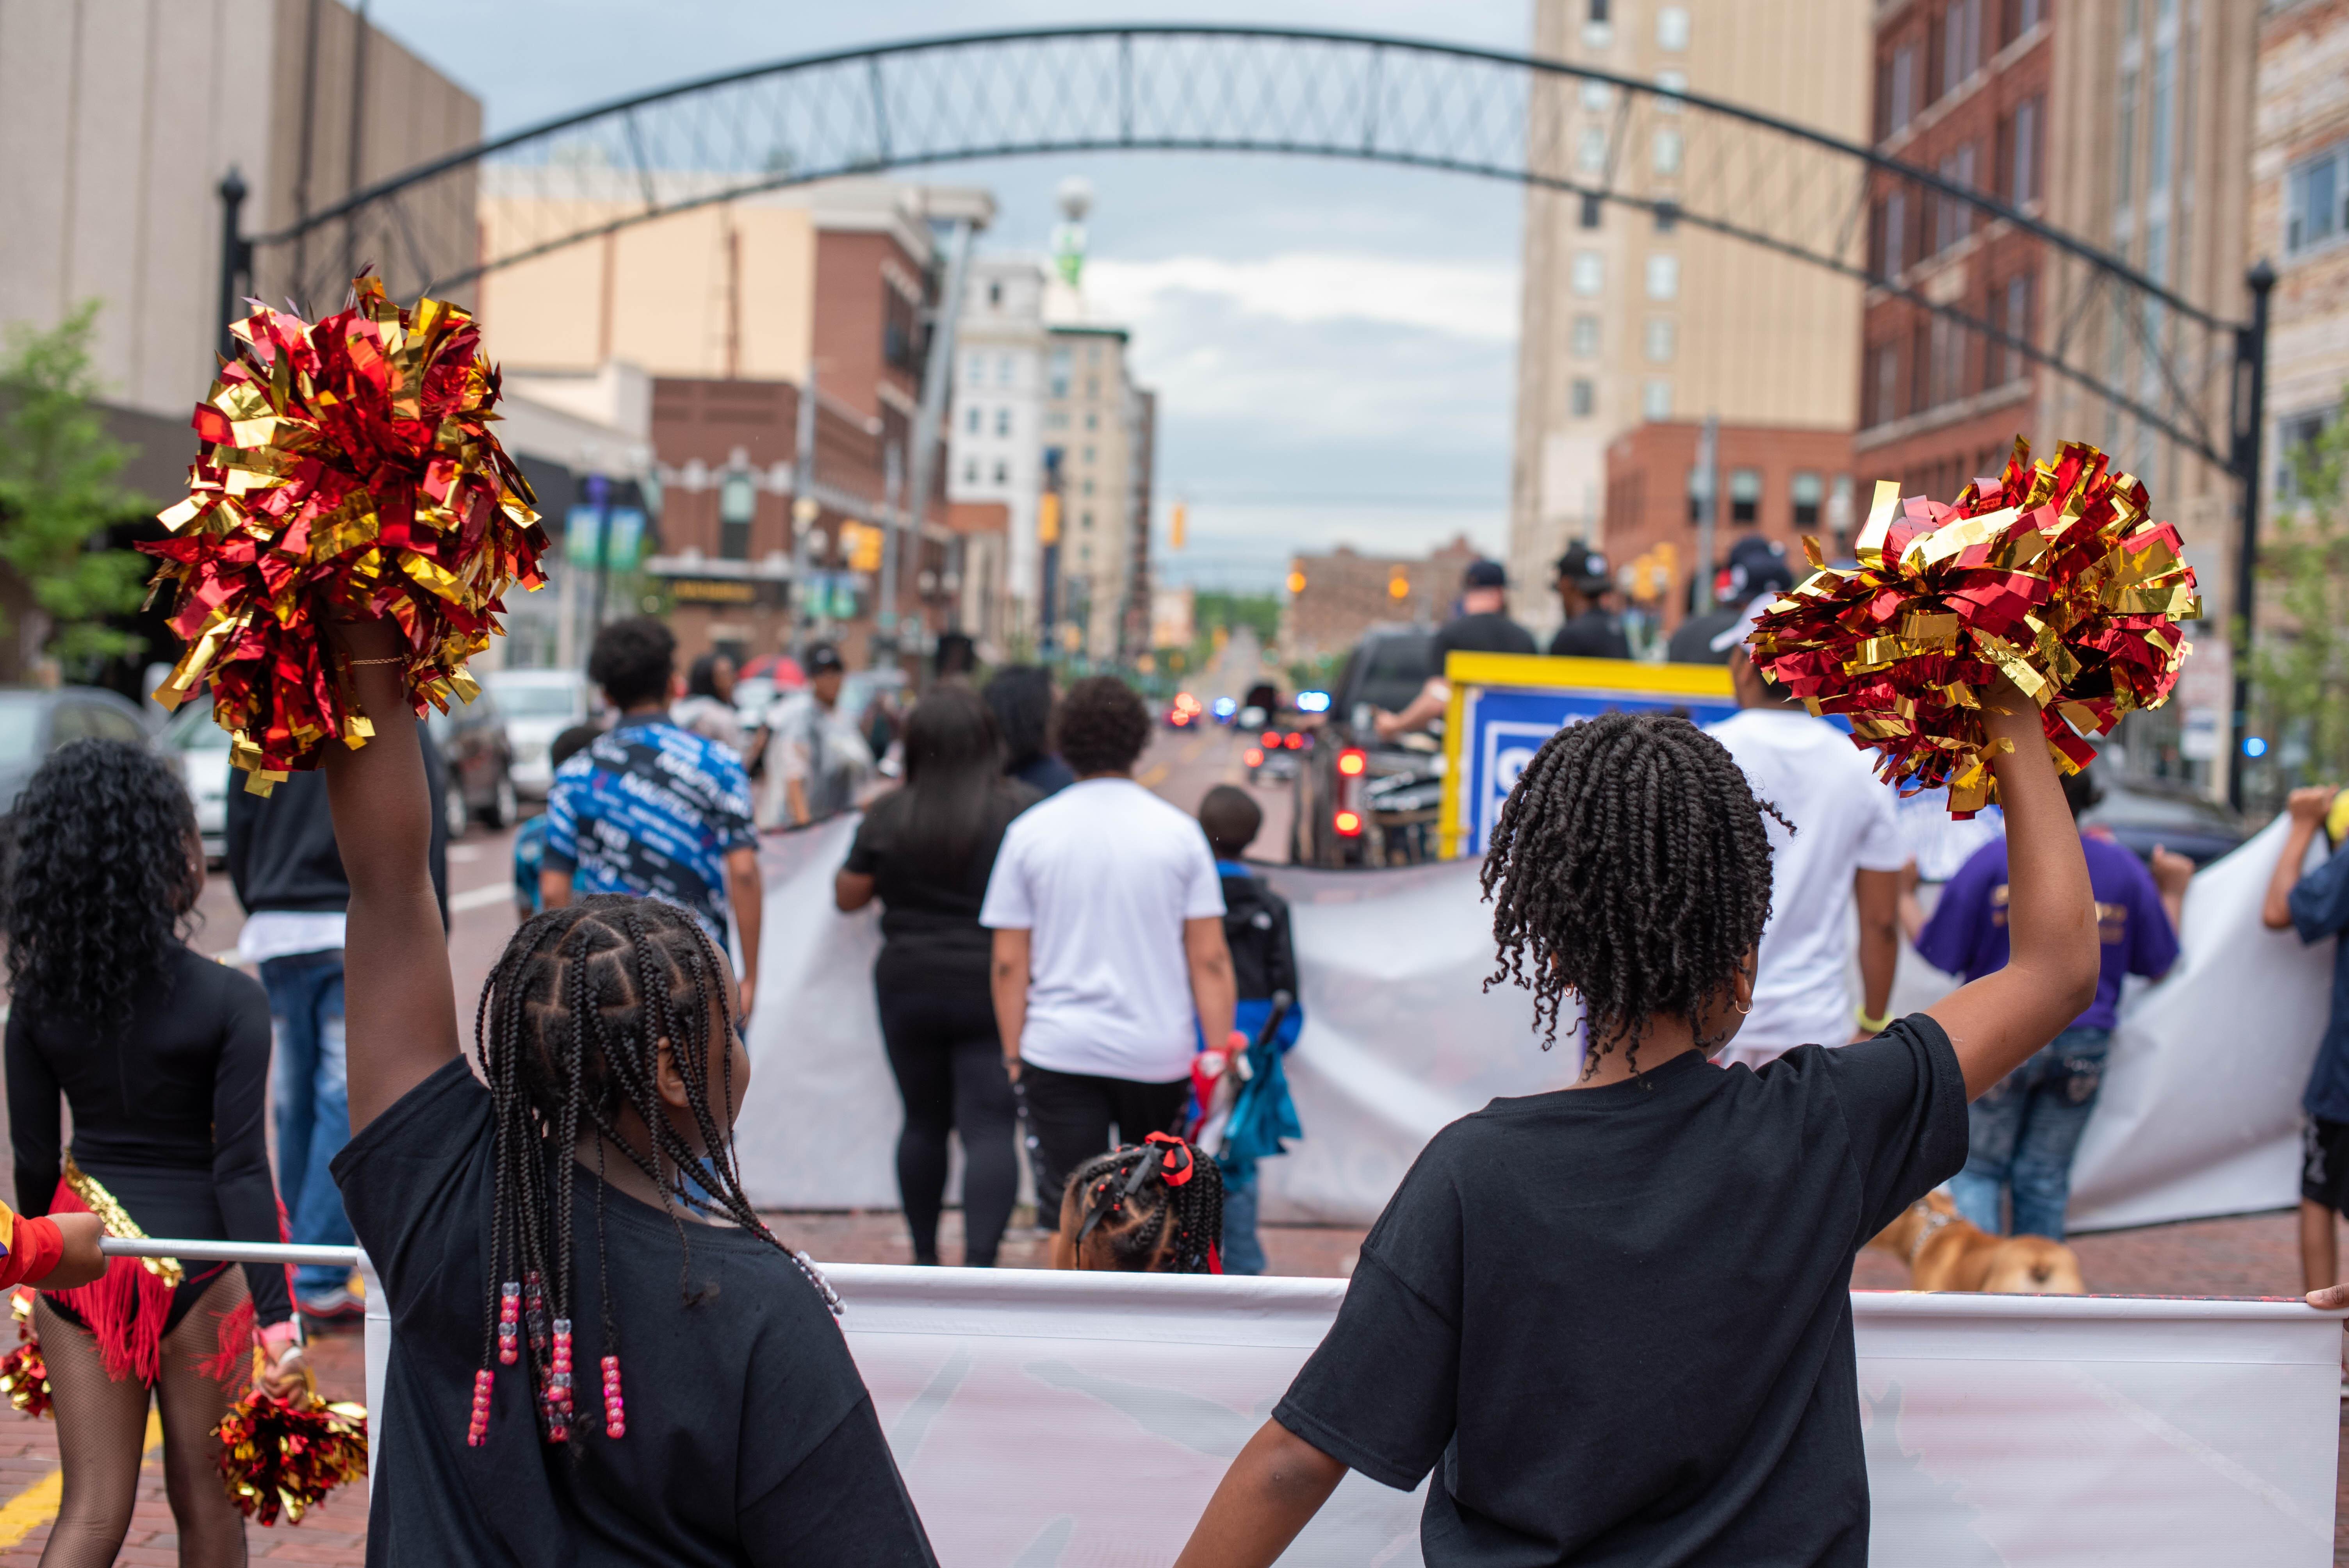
left=365, top=0, right=1531, bottom=590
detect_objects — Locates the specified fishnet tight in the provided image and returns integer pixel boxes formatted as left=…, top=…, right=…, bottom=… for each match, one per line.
left=35, top=1269, right=250, bottom=1568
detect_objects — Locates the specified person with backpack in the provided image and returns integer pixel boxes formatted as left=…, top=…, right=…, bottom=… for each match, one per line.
left=1192, top=786, right=1305, bottom=1276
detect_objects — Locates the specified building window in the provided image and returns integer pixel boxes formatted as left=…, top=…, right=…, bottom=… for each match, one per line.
left=1082, top=445, right=1095, bottom=464
left=2116, top=68, right=2138, bottom=210
left=1792, top=470, right=1823, bottom=529
left=995, top=408, right=1012, bottom=437
left=1729, top=468, right=1761, bottom=525
left=1086, top=377, right=1100, bottom=397
left=1579, top=79, right=1612, bottom=113
left=1881, top=191, right=1907, bottom=276
left=965, top=354, right=985, bottom=386
left=1657, top=5, right=1690, bottom=51
left=1577, top=126, right=1608, bottom=174
left=1083, top=480, right=1094, bottom=497
left=1088, top=344, right=1101, bottom=364
left=1933, top=144, right=1977, bottom=253
left=1653, top=128, right=1684, bottom=175
left=2277, top=408, right=2333, bottom=499
left=964, top=459, right=979, bottom=483
left=1687, top=464, right=1710, bottom=523
left=1086, top=411, right=1099, bottom=431
left=1570, top=314, right=1601, bottom=356
left=1644, top=317, right=1676, bottom=362
left=2000, top=272, right=2034, bottom=382
left=1587, top=0, right=1608, bottom=20
left=1888, top=46, right=1916, bottom=135
left=1642, top=379, right=1672, bottom=420
left=1049, top=347, right=1071, bottom=398
left=997, top=353, right=1014, bottom=386
left=2149, top=41, right=2175, bottom=195
left=1653, top=201, right=1679, bottom=234
left=2001, top=0, right=2044, bottom=46
left=966, top=406, right=982, bottom=435
left=717, top=472, right=756, bottom=562
left=2010, top=96, right=2041, bottom=204
left=1571, top=252, right=1605, bottom=296
left=1654, top=68, right=1688, bottom=113
left=2286, top=143, right=2347, bottom=256
left=993, top=461, right=1008, bottom=484
left=1579, top=194, right=1604, bottom=230
left=1875, top=342, right=1900, bottom=426
left=1645, top=253, right=1679, bottom=300
left=1081, top=511, right=1095, bottom=531
left=987, top=280, right=1003, bottom=308
left=1941, top=0, right=1981, bottom=97
left=1571, top=378, right=1596, bottom=418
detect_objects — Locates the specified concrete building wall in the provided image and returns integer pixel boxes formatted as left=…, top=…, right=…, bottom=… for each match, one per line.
left=1046, top=325, right=1137, bottom=662
left=1511, top=0, right=1872, bottom=630
left=1280, top=536, right=1481, bottom=667
left=0, top=0, right=479, bottom=420
left=947, top=257, right=1050, bottom=624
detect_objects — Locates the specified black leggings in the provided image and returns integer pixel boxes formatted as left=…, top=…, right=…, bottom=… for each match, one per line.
left=1016, top=1064, right=1192, bottom=1232
left=876, top=981, right=1018, bottom=1267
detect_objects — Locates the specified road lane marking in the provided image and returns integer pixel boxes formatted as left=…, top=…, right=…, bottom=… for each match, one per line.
left=1137, top=763, right=1169, bottom=788
left=0, top=1410, right=161, bottom=1547
left=450, top=882, right=517, bottom=914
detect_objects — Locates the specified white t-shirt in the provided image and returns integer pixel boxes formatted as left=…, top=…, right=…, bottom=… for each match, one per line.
left=977, top=778, right=1226, bottom=1082
left=1706, top=708, right=1905, bottom=1058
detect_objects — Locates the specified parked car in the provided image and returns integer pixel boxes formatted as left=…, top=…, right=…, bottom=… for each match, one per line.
left=1291, top=626, right=1443, bottom=868
left=426, top=686, right=519, bottom=832
left=161, top=701, right=235, bottom=861
left=486, top=668, right=593, bottom=799
left=2080, top=774, right=2248, bottom=868
left=0, top=686, right=155, bottom=820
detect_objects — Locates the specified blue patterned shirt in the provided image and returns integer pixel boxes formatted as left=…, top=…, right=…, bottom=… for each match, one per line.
left=542, top=720, right=757, bottom=946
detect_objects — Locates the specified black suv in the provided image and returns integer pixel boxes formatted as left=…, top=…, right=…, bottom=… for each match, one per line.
left=1291, top=626, right=1446, bottom=867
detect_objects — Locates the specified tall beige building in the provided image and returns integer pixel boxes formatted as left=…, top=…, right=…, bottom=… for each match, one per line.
left=1510, top=0, right=1873, bottom=624
left=1043, top=324, right=1141, bottom=663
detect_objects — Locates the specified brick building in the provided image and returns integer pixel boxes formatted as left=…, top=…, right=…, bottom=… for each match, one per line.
left=1279, top=536, right=1483, bottom=668
left=2256, top=0, right=2349, bottom=494
left=1602, top=422, right=1857, bottom=629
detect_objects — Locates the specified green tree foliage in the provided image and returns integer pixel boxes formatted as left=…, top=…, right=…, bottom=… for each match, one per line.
left=2253, top=396, right=2349, bottom=791
left=0, top=303, right=151, bottom=669
left=1192, top=590, right=1280, bottom=644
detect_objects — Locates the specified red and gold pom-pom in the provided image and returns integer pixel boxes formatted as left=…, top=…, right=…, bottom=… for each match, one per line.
left=1747, top=437, right=2198, bottom=817
left=214, top=1379, right=368, bottom=1526
left=0, top=1289, right=49, bottom=1419
left=141, top=272, right=548, bottom=793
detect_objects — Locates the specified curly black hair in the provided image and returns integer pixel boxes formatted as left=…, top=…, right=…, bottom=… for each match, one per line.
left=1480, top=712, right=1788, bottom=1074
left=1059, top=1136, right=1224, bottom=1274
left=2, top=738, right=203, bottom=1038
left=982, top=666, right=1055, bottom=771
left=586, top=617, right=676, bottom=709
left=1055, top=675, right=1150, bottom=777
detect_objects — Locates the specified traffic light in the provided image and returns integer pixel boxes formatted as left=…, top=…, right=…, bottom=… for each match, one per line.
left=841, top=521, right=884, bottom=573
left=1171, top=502, right=1187, bottom=550
left=1387, top=571, right=1410, bottom=601
left=1287, top=569, right=1306, bottom=595
left=1038, top=492, right=1061, bottom=545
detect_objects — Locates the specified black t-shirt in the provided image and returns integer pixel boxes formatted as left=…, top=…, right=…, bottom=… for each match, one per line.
left=1273, top=1016, right=1967, bottom=1567
left=1431, top=612, right=1536, bottom=668
left=1666, top=606, right=1744, bottom=665
left=332, top=1060, right=936, bottom=1568
left=1547, top=609, right=1633, bottom=660
left=843, top=781, right=1037, bottom=991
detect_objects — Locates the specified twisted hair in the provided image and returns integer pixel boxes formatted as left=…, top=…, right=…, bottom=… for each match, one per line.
left=1055, top=675, right=1150, bottom=777
left=1480, top=713, right=1786, bottom=1074
left=472, top=895, right=834, bottom=1447
left=2, top=738, right=202, bottom=1038
left=1059, top=1136, right=1224, bottom=1274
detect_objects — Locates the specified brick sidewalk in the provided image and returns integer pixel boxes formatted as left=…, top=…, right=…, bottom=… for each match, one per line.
left=0, top=1208, right=2334, bottom=1561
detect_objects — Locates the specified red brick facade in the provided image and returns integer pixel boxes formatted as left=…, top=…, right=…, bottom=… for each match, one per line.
left=1858, top=0, right=2053, bottom=504
left=1602, top=423, right=1857, bottom=629
left=1281, top=536, right=1483, bottom=665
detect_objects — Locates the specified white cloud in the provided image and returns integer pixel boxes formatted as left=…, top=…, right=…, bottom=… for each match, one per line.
left=1084, top=253, right=1519, bottom=343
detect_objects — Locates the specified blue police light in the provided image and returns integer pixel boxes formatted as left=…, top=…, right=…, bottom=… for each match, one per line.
left=1295, top=690, right=1332, bottom=713
left=2242, top=735, right=2269, bottom=759
left=1212, top=696, right=1237, bottom=718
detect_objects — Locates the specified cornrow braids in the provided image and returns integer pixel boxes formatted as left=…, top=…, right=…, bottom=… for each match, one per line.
left=469, top=895, right=839, bottom=1452
left=1479, top=712, right=1788, bottom=1075
left=1060, top=1135, right=1226, bottom=1274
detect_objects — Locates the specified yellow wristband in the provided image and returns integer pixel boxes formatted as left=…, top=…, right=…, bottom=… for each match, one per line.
left=1855, top=1006, right=1894, bottom=1034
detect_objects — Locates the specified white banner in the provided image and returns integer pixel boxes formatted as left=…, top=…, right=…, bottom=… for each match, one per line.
left=833, top=1265, right=2343, bottom=1568
left=737, top=812, right=2337, bottom=1233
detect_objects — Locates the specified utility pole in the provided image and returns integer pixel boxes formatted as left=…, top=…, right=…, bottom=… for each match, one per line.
left=586, top=472, right=613, bottom=638
left=878, top=443, right=904, bottom=662
left=1693, top=413, right=1721, bottom=616
left=2227, top=260, right=2276, bottom=814
left=215, top=171, right=250, bottom=360
left=790, top=367, right=820, bottom=659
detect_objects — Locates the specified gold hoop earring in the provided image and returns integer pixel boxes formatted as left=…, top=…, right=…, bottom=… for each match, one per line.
left=1733, top=997, right=1752, bottom=1015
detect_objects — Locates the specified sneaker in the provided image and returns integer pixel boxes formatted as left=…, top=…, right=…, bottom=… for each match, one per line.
left=298, top=1285, right=364, bottom=1327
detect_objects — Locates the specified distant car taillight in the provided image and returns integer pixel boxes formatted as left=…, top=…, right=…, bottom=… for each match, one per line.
left=1333, top=809, right=1364, bottom=837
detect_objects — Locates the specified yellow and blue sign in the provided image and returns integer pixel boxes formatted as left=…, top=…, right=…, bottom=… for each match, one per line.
left=1437, top=654, right=1737, bottom=859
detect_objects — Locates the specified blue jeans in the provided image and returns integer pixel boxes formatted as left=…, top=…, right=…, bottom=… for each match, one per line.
left=261, top=953, right=355, bottom=1297
left=1220, top=1168, right=1265, bottom=1276
left=1950, top=1026, right=2110, bottom=1241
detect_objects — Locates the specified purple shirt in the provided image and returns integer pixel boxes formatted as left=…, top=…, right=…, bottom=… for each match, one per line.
left=1914, top=833, right=2179, bottom=1033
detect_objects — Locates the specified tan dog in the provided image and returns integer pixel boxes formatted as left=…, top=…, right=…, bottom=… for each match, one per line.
left=1866, top=1190, right=2086, bottom=1294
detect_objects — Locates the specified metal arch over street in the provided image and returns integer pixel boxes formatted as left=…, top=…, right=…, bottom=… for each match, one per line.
left=233, top=25, right=2259, bottom=480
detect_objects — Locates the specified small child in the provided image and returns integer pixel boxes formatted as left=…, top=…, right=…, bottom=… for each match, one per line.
left=509, top=722, right=604, bottom=921
left=1173, top=683, right=2100, bottom=1567
left=2263, top=784, right=2349, bottom=1303
left=1052, top=1135, right=1225, bottom=1272
left=1194, top=785, right=1305, bottom=1276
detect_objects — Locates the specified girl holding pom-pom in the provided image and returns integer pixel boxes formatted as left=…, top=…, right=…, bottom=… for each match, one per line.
left=317, top=614, right=936, bottom=1564
left=3, top=738, right=306, bottom=1566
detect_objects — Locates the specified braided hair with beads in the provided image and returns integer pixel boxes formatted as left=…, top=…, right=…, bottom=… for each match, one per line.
left=468, top=895, right=838, bottom=1449
left=1059, top=1135, right=1225, bottom=1273
left=1479, top=711, right=1789, bottom=1076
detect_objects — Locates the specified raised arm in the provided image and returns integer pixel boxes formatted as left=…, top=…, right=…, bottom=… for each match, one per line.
left=1924, top=677, right=2099, bottom=1098
left=2263, top=788, right=2337, bottom=930
left=320, top=619, right=462, bottom=1129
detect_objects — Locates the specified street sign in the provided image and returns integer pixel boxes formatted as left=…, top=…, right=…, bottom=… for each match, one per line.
left=1437, top=653, right=1737, bottom=859
left=563, top=506, right=646, bottom=570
